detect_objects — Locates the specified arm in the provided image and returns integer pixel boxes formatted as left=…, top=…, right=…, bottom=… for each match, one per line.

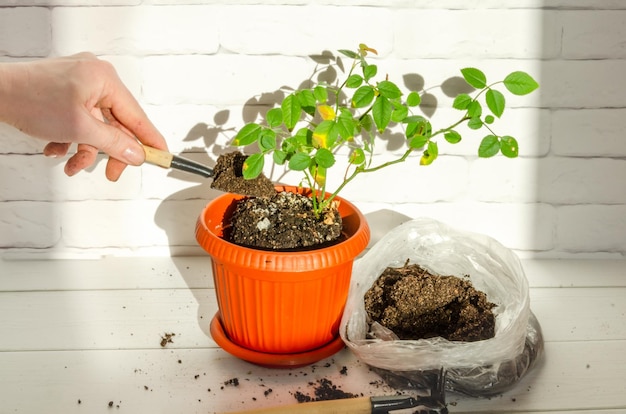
left=0, top=53, right=167, bottom=181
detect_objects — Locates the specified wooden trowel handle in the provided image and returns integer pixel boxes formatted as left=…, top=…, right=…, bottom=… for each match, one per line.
left=143, top=145, right=174, bottom=168
left=142, top=145, right=214, bottom=178
left=224, top=396, right=371, bottom=414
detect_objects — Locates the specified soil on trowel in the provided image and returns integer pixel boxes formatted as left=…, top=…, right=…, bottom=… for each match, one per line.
left=227, top=191, right=342, bottom=250
left=211, top=151, right=276, bottom=197
left=364, top=262, right=496, bottom=342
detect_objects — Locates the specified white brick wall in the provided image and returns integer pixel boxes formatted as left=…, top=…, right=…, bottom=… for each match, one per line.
left=0, top=1, right=625, bottom=259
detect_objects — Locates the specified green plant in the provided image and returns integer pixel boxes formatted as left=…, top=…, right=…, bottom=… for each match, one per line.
left=233, top=44, right=539, bottom=216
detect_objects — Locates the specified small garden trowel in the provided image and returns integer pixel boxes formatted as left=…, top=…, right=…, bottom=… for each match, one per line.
left=222, top=394, right=447, bottom=414
left=222, top=367, right=448, bottom=414
left=142, top=145, right=276, bottom=197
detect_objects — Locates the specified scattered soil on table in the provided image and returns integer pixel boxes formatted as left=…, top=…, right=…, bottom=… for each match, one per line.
left=364, top=261, right=496, bottom=341
left=160, top=332, right=175, bottom=347
left=293, top=378, right=359, bottom=402
left=227, top=191, right=342, bottom=250
left=211, top=151, right=276, bottom=197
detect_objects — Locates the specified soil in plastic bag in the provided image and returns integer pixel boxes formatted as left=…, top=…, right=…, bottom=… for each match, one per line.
left=364, top=261, right=496, bottom=342
left=340, top=218, right=544, bottom=397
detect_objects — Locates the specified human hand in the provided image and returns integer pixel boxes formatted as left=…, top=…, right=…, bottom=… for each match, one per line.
left=0, top=53, right=167, bottom=181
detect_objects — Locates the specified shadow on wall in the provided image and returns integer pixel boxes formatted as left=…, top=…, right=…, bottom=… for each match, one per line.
left=172, top=49, right=476, bottom=184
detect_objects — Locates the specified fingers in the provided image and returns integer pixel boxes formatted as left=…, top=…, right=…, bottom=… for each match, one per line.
left=64, top=144, right=99, bottom=177
left=43, top=142, right=71, bottom=157
left=104, top=157, right=128, bottom=182
left=98, top=67, right=168, bottom=152
left=83, top=110, right=146, bottom=166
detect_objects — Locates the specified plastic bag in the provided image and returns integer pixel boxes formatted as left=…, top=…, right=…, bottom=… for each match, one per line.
left=340, top=218, right=543, bottom=396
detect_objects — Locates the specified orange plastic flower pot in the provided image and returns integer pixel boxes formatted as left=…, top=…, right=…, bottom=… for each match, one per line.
left=195, top=186, right=370, bottom=364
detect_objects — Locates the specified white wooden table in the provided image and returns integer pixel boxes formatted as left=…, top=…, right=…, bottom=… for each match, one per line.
left=1, top=257, right=625, bottom=414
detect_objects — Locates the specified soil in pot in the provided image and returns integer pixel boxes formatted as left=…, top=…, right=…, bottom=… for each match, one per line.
left=226, top=191, right=343, bottom=250
left=364, top=261, right=496, bottom=342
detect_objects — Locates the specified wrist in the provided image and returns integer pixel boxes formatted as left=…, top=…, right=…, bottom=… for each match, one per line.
left=0, top=61, right=22, bottom=126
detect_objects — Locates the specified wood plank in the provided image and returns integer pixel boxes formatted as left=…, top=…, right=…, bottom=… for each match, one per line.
left=0, top=256, right=213, bottom=291
left=0, top=341, right=624, bottom=414
left=3, top=257, right=626, bottom=292
left=0, top=289, right=219, bottom=351
left=529, top=287, right=626, bottom=341
left=522, top=259, right=626, bottom=288
left=1, top=286, right=624, bottom=351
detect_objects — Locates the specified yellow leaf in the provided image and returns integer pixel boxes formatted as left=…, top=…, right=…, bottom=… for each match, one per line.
left=313, top=131, right=327, bottom=149
left=359, top=43, right=378, bottom=56
left=312, top=120, right=334, bottom=149
left=313, top=166, right=326, bottom=186
left=317, top=104, right=335, bottom=121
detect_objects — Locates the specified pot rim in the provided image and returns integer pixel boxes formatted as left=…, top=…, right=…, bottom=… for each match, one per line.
left=195, top=185, right=371, bottom=271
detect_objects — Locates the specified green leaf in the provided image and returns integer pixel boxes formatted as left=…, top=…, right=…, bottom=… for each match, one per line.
left=467, top=101, right=482, bottom=118
left=273, top=150, right=287, bottom=165
left=338, top=49, right=359, bottom=59
left=405, top=116, right=432, bottom=140
left=242, top=153, right=264, bottom=179
left=391, top=105, right=409, bottom=123
left=335, top=115, right=356, bottom=141
left=346, top=74, right=363, bottom=88
left=281, top=94, right=301, bottom=131
left=292, top=127, right=312, bottom=146
left=409, top=134, right=428, bottom=149
left=297, top=89, right=316, bottom=115
left=478, top=135, right=500, bottom=157
left=360, top=114, right=374, bottom=132
left=484, top=115, right=495, bottom=124
left=377, top=80, right=402, bottom=99
left=407, top=91, right=421, bottom=107
left=233, top=123, right=261, bottom=146
left=266, top=108, right=283, bottom=128
left=444, top=130, right=462, bottom=144
left=452, top=94, right=472, bottom=110
left=352, top=85, right=375, bottom=108
left=349, top=148, right=366, bottom=165
left=500, top=135, right=519, bottom=158
left=468, top=117, right=483, bottom=130
left=313, top=86, right=328, bottom=103
left=503, top=71, right=539, bottom=95
left=363, top=64, right=377, bottom=81
left=372, top=96, right=392, bottom=132
left=258, top=130, right=276, bottom=151
left=403, top=115, right=429, bottom=123
left=314, top=148, right=335, bottom=168
left=461, top=67, right=487, bottom=89
left=288, top=152, right=312, bottom=171
left=486, top=89, right=506, bottom=118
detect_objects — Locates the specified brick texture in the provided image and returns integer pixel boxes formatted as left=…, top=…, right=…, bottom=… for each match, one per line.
left=0, top=2, right=624, bottom=258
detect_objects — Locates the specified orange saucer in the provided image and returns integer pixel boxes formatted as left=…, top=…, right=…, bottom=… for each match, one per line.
left=209, top=313, right=345, bottom=368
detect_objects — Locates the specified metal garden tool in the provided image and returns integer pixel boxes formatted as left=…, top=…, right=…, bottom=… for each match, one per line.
left=143, top=145, right=214, bottom=178
left=223, top=368, right=448, bottom=414
left=142, top=145, right=276, bottom=197
left=223, top=394, right=446, bottom=414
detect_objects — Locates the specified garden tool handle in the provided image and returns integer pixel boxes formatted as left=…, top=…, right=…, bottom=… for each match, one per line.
left=143, top=144, right=173, bottom=169
left=223, top=396, right=371, bottom=414
left=142, top=145, right=214, bottom=178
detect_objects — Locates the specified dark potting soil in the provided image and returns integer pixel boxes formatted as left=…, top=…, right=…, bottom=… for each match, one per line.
left=364, top=262, right=496, bottom=342
left=227, top=191, right=343, bottom=250
left=210, top=151, right=276, bottom=198
left=293, top=378, right=359, bottom=403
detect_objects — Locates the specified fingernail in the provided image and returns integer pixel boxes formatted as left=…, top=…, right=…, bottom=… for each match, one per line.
left=122, top=146, right=144, bottom=165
